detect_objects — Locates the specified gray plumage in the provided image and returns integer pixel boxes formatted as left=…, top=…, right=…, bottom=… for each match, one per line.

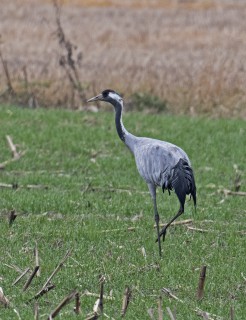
left=88, top=89, right=196, bottom=257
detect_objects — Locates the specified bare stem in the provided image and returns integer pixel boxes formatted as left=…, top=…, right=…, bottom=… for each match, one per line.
left=9, top=209, right=17, bottom=226
left=34, top=301, right=39, bottom=320
left=121, top=286, right=131, bottom=317
left=12, top=268, right=30, bottom=286
left=197, top=265, right=207, bottom=300
left=23, top=266, right=40, bottom=291
left=48, top=290, right=77, bottom=319
left=74, top=292, right=81, bottom=314
left=41, top=249, right=71, bottom=290
left=34, top=242, right=40, bottom=277
left=31, top=284, right=55, bottom=301
left=158, top=295, right=163, bottom=320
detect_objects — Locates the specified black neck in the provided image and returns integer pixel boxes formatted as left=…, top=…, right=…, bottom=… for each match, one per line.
left=114, top=101, right=126, bottom=142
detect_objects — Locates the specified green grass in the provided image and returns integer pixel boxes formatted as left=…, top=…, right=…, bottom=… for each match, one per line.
left=0, top=105, right=245, bottom=319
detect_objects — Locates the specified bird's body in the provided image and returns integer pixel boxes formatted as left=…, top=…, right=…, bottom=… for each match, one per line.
left=88, top=89, right=196, bottom=256
left=132, top=137, right=189, bottom=187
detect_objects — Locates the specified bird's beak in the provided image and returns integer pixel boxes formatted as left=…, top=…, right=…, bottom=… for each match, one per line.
left=87, top=93, right=103, bottom=103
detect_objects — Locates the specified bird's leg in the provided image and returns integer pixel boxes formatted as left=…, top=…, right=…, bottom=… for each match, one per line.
left=148, top=184, right=162, bottom=257
left=154, top=203, right=162, bottom=256
left=157, top=206, right=184, bottom=242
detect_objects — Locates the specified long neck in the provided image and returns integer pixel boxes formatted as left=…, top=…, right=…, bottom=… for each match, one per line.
left=114, top=101, right=127, bottom=141
left=113, top=100, right=137, bottom=152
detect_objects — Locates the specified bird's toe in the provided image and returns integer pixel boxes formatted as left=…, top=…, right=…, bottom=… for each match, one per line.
left=155, top=228, right=167, bottom=243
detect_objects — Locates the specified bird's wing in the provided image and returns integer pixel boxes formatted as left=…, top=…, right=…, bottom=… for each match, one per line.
left=134, top=139, right=187, bottom=186
left=134, top=139, right=196, bottom=208
left=171, top=158, right=196, bottom=209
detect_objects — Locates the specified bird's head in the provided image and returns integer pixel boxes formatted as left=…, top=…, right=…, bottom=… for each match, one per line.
left=87, top=89, right=123, bottom=107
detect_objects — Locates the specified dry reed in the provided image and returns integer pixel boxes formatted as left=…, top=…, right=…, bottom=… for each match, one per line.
left=0, top=0, right=246, bottom=117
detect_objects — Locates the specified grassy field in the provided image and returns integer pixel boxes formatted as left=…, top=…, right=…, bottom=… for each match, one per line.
left=1, top=0, right=246, bottom=117
left=0, top=104, right=245, bottom=319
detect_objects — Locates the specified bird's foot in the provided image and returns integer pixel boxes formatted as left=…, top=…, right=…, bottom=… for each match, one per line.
left=156, top=228, right=167, bottom=243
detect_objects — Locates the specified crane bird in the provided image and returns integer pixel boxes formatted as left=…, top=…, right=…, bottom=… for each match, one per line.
left=87, top=89, right=196, bottom=256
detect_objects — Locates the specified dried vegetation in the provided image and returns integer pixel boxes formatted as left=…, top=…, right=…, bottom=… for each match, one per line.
left=0, top=0, right=246, bottom=117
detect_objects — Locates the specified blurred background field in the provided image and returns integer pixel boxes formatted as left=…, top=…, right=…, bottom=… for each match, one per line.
left=1, top=0, right=246, bottom=117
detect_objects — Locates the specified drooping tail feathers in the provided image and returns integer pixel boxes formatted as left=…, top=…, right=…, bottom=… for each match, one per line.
left=171, top=158, right=196, bottom=210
